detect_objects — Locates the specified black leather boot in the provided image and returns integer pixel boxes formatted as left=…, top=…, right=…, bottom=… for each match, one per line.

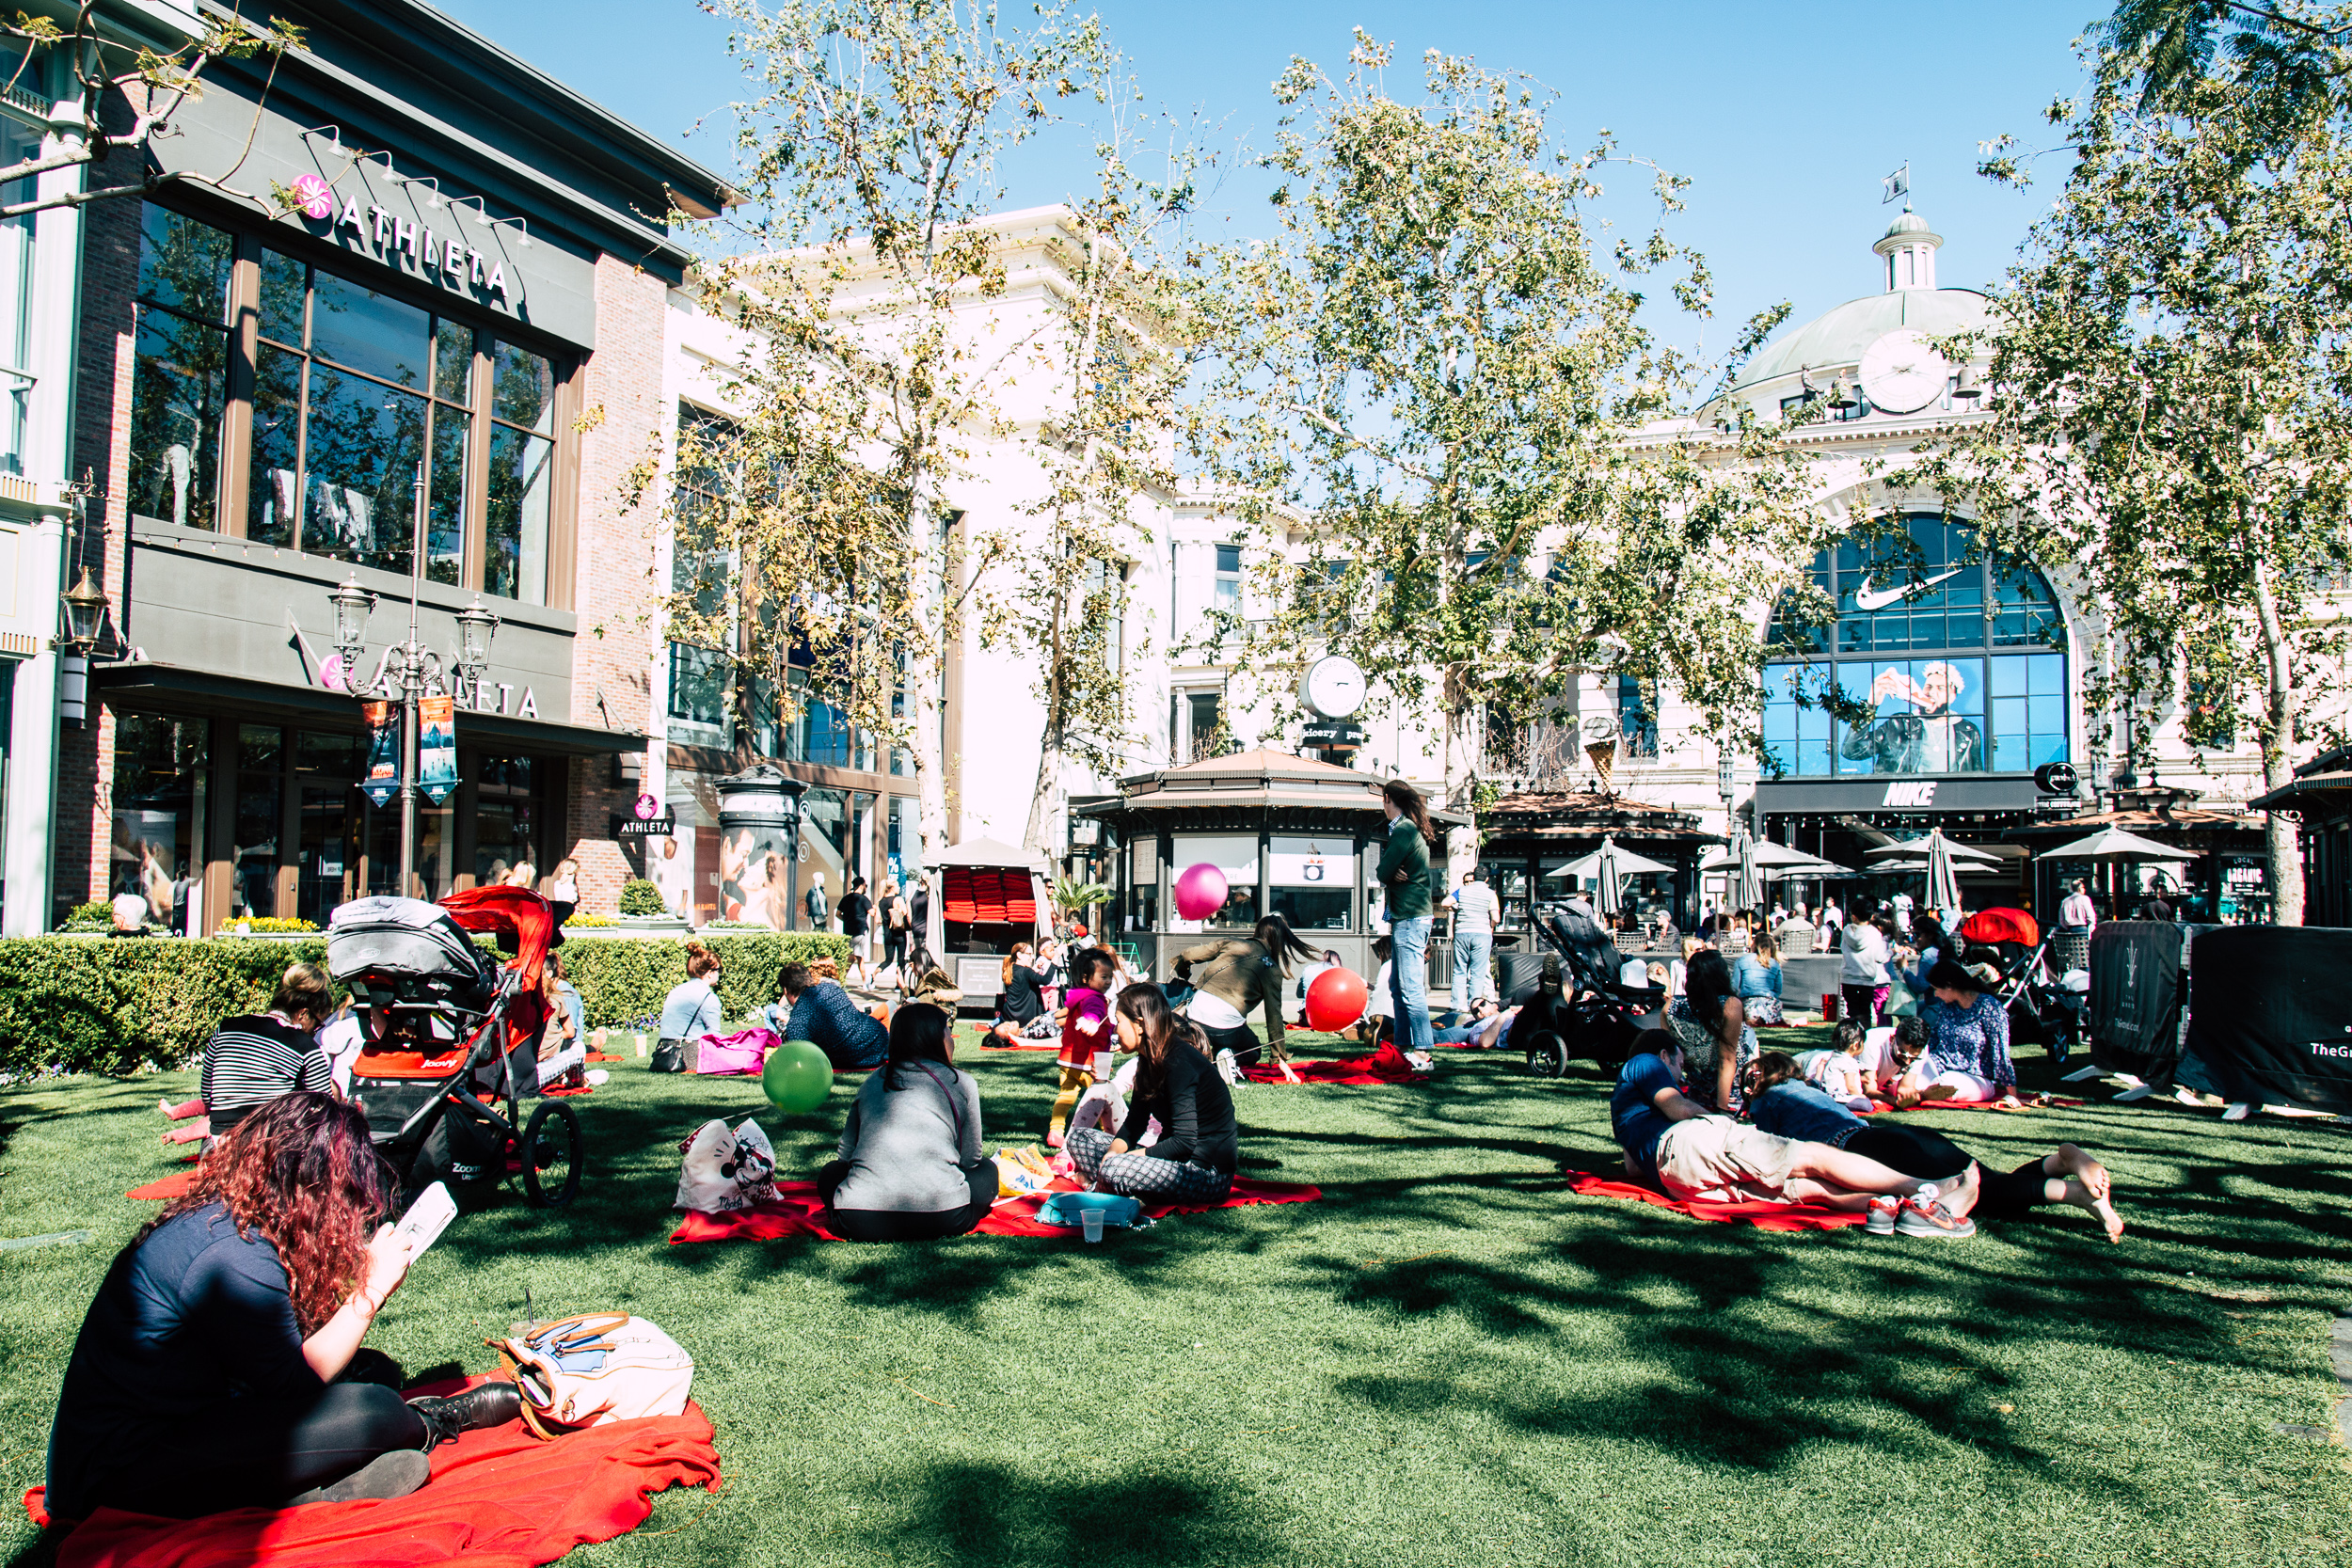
left=406, top=1381, right=524, bottom=1448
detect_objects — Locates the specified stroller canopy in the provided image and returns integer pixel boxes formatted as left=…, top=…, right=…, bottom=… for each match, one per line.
left=440, top=884, right=558, bottom=993
left=1958, top=907, right=2041, bottom=948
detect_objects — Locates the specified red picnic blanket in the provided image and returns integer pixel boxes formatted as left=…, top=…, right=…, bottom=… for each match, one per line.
left=1563, top=1168, right=1867, bottom=1233
left=21, top=1377, right=721, bottom=1568
left=128, top=1153, right=202, bottom=1201
left=1245, top=1041, right=1428, bottom=1086
left=668, top=1175, right=1320, bottom=1243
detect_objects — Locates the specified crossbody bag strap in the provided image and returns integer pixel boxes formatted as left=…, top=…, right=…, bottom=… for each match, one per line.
left=911, top=1059, right=966, bottom=1148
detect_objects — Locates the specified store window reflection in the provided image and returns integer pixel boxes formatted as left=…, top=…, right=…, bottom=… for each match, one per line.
left=128, top=207, right=233, bottom=531
left=110, top=714, right=208, bottom=933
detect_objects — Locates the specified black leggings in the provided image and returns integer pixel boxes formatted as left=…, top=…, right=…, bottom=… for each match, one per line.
left=1196, top=1022, right=1262, bottom=1068
left=817, top=1156, right=998, bottom=1242
left=1840, top=1126, right=2057, bottom=1217
left=77, top=1375, right=425, bottom=1519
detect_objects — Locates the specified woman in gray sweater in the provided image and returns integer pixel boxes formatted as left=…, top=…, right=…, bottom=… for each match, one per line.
left=817, top=1004, right=993, bottom=1242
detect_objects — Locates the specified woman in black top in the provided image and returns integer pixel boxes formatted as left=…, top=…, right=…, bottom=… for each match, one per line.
left=1064, top=984, right=1237, bottom=1202
left=46, top=1094, right=518, bottom=1518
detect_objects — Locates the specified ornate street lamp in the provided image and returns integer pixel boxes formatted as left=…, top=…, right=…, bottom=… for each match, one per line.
left=56, top=568, right=107, bottom=729
left=453, top=595, right=501, bottom=681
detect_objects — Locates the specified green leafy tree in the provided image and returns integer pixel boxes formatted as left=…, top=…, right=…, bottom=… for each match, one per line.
left=1907, top=40, right=2352, bottom=923
left=659, top=0, right=1115, bottom=872
left=1190, top=35, right=1824, bottom=818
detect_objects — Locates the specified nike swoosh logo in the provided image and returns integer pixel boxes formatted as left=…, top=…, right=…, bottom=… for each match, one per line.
left=1852, top=566, right=1963, bottom=611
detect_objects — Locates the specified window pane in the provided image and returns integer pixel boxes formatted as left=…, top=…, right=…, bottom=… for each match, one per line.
left=435, top=319, right=473, bottom=404
left=492, top=341, right=554, bottom=434
left=259, top=250, right=306, bottom=347
left=300, top=366, right=424, bottom=577
left=1215, top=543, right=1241, bottom=573
left=248, top=341, right=302, bottom=546
left=668, top=642, right=726, bottom=727
left=310, top=270, right=429, bottom=388
left=426, top=407, right=468, bottom=587
left=111, top=713, right=207, bottom=930
left=135, top=205, right=232, bottom=322
left=127, top=311, right=225, bottom=530
left=486, top=424, right=551, bottom=603
left=2029, top=653, right=2064, bottom=694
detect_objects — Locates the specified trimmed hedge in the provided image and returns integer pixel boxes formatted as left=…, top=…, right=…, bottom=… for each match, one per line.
left=561, top=931, right=850, bottom=1031
left=0, top=936, right=333, bottom=1077
left=0, top=929, right=853, bottom=1077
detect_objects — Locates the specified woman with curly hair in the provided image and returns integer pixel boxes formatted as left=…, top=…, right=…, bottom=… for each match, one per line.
left=45, top=1094, right=519, bottom=1518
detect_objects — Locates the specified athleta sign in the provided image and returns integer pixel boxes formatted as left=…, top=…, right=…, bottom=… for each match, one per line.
left=291, top=172, right=523, bottom=305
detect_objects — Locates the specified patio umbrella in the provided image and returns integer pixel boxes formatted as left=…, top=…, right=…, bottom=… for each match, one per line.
left=1864, top=830, right=2003, bottom=866
left=1926, top=832, right=1963, bottom=917
left=1733, top=831, right=1764, bottom=913
left=2033, top=825, right=2202, bottom=863
left=1546, top=835, right=1675, bottom=915
left=1699, top=838, right=1827, bottom=871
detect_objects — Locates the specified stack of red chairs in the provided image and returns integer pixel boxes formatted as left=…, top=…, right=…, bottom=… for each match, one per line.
left=938, top=867, right=1036, bottom=927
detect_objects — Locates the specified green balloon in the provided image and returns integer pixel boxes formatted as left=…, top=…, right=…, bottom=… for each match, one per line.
left=762, top=1038, right=834, bottom=1114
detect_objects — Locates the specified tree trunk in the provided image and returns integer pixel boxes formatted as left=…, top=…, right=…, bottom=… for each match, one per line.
left=1024, top=574, right=1067, bottom=851
left=2249, top=555, right=2305, bottom=926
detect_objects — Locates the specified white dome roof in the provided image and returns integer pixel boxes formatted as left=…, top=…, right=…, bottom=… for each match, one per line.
left=1728, top=286, right=1990, bottom=393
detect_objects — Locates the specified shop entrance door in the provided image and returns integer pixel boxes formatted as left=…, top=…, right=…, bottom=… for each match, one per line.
left=296, top=784, right=358, bottom=925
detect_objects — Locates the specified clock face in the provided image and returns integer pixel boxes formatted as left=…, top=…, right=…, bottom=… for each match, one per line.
left=1858, top=328, right=1952, bottom=415
left=1302, top=656, right=1367, bottom=719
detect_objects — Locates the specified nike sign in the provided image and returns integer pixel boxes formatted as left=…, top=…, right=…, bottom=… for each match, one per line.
left=1853, top=566, right=1963, bottom=611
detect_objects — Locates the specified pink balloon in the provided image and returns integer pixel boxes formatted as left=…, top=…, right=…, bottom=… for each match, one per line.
left=1173, top=863, right=1229, bottom=922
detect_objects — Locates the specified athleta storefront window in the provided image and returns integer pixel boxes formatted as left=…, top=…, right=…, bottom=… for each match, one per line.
left=128, top=203, right=567, bottom=605
left=1763, top=515, right=2068, bottom=778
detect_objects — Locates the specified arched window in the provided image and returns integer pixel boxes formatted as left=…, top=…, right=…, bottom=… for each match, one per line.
left=1764, top=515, right=2067, bottom=778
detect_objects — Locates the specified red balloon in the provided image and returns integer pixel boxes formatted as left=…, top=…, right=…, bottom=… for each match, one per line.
left=1173, top=863, right=1229, bottom=922
left=1304, top=965, right=1369, bottom=1033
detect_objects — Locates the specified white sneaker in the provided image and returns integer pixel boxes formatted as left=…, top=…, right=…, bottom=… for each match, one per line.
left=2171, top=1086, right=2203, bottom=1107
left=2221, top=1102, right=2253, bottom=1121
left=2114, top=1085, right=2154, bottom=1102
left=1866, top=1195, right=1899, bottom=1235
left=2061, top=1065, right=2106, bottom=1083
left=1213, top=1048, right=1244, bottom=1085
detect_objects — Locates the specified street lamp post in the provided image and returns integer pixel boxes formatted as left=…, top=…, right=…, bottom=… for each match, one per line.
left=329, top=556, right=499, bottom=899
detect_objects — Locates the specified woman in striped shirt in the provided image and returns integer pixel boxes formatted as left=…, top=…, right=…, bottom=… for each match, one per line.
left=200, top=964, right=337, bottom=1138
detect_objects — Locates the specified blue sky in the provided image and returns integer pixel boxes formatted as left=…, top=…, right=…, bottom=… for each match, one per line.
left=441, top=0, right=2097, bottom=363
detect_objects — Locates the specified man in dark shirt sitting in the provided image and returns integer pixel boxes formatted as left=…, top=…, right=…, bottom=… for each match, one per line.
left=770, top=960, right=889, bottom=1069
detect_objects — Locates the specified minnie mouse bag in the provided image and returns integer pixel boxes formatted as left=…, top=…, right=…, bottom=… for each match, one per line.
left=674, top=1117, right=780, bottom=1212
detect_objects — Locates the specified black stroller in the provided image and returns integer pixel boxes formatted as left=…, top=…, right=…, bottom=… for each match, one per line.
left=1514, top=904, right=1666, bottom=1078
left=328, top=886, right=582, bottom=1209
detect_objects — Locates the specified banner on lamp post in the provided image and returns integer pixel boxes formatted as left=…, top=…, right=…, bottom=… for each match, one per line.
left=419, top=694, right=457, bottom=804
left=360, top=701, right=401, bottom=808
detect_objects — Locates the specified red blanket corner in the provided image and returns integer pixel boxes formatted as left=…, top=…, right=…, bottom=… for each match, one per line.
left=1562, top=1168, right=1867, bottom=1233
left=23, top=1378, right=721, bottom=1568
left=669, top=1175, right=1320, bottom=1244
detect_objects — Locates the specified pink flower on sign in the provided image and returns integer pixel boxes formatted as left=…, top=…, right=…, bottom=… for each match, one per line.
left=292, top=174, right=334, bottom=221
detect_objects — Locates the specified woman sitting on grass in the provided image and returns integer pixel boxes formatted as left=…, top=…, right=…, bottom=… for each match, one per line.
left=1066, top=984, right=1236, bottom=1203
left=1730, top=932, right=1785, bottom=1025
left=818, top=1003, right=994, bottom=1242
left=1747, top=1053, right=2122, bottom=1241
left=652, top=941, right=723, bottom=1073
left=988, top=941, right=1058, bottom=1042
left=1905, top=959, right=2020, bottom=1107
left=199, top=963, right=340, bottom=1141
left=47, top=1094, right=520, bottom=1518
left=1663, top=949, right=1757, bottom=1114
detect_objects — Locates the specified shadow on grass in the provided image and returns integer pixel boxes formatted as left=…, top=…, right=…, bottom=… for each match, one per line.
left=846, top=1459, right=1286, bottom=1567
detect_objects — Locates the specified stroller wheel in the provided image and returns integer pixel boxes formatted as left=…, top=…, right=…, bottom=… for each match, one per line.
left=520, top=1100, right=583, bottom=1209
left=1524, top=1032, right=1569, bottom=1080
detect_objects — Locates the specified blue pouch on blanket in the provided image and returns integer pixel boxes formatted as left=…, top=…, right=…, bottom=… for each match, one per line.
left=1037, top=1192, right=1143, bottom=1228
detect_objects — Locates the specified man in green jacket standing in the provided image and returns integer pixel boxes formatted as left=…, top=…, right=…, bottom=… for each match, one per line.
left=1375, top=779, right=1438, bottom=1063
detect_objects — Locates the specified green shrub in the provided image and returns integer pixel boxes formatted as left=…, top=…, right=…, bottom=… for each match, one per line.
left=616, top=879, right=667, bottom=916
left=561, top=930, right=850, bottom=1031
left=68, top=901, right=111, bottom=925
left=219, top=916, right=320, bottom=934
left=0, top=930, right=852, bottom=1075
left=0, top=937, right=332, bottom=1076
left=563, top=912, right=615, bottom=927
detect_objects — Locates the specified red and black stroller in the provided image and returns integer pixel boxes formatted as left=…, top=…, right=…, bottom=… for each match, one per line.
left=327, top=885, right=582, bottom=1209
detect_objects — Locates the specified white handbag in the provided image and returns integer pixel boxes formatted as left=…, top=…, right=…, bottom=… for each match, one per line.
left=493, top=1313, right=694, bottom=1438
left=675, top=1117, right=780, bottom=1212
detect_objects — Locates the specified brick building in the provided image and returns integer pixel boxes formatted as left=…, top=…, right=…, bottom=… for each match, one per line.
left=30, top=0, right=731, bottom=933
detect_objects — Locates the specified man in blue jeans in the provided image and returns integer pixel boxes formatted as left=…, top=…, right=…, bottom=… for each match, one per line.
left=1376, top=779, right=1437, bottom=1063
left=1448, top=864, right=1498, bottom=1008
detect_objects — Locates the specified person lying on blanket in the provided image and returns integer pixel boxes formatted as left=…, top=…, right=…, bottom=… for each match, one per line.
left=1433, top=998, right=1515, bottom=1049
left=1746, top=1053, right=2124, bottom=1242
left=817, top=1004, right=995, bottom=1242
left=1065, top=984, right=1237, bottom=1204
left=1607, top=1032, right=1981, bottom=1236
left=1900, top=960, right=2021, bottom=1108
left=47, top=1094, right=521, bottom=1518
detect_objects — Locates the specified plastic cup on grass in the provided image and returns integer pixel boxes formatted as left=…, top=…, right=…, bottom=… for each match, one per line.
left=1080, top=1205, right=1106, bottom=1243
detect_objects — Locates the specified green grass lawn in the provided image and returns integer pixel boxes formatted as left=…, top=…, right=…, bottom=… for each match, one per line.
left=5, top=1026, right=2350, bottom=1567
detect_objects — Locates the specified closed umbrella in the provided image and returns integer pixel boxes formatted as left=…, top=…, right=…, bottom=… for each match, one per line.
left=1546, top=834, right=1676, bottom=917
left=1926, top=832, right=1963, bottom=918
left=1733, top=830, right=1764, bottom=913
